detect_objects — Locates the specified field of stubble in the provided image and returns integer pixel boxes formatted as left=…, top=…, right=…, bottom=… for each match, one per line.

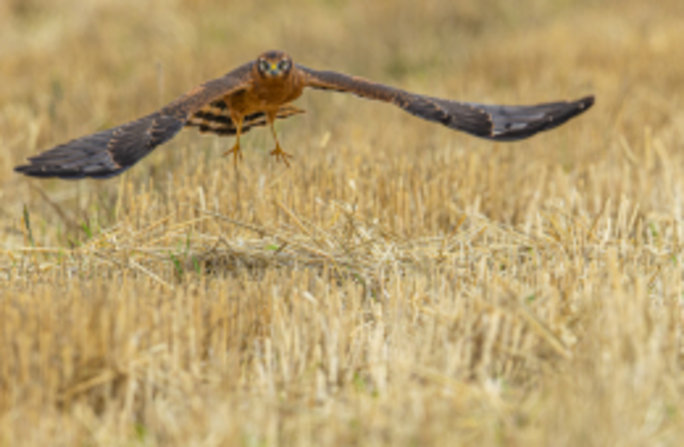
left=1, top=0, right=684, bottom=445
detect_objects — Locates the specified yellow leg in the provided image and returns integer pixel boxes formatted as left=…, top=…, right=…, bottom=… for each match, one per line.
left=222, top=115, right=244, bottom=166
left=267, top=113, right=294, bottom=167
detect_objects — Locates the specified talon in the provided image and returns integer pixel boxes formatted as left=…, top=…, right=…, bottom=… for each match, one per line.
left=223, top=142, right=243, bottom=166
left=269, top=144, right=294, bottom=167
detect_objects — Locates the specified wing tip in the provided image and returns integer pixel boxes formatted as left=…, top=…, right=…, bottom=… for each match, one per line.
left=14, top=162, right=126, bottom=180
left=14, top=165, right=81, bottom=179
left=13, top=164, right=50, bottom=177
left=577, top=95, right=595, bottom=110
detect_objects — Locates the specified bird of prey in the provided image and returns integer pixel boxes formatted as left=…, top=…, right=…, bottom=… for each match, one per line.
left=15, top=50, right=594, bottom=179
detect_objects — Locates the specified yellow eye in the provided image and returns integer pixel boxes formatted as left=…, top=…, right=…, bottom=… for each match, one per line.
left=278, top=60, right=290, bottom=71
left=258, top=60, right=270, bottom=72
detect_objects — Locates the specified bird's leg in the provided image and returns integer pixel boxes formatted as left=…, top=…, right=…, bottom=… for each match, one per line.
left=267, top=111, right=294, bottom=167
left=222, top=114, right=244, bottom=166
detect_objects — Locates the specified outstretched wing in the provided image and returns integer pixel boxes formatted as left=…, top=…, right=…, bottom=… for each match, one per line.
left=15, top=62, right=255, bottom=179
left=297, top=65, right=594, bottom=141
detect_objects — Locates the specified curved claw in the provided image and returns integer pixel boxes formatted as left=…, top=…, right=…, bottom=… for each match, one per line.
left=223, top=142, right=243, bottom=166
left=270, top=144, right=294, bottom=167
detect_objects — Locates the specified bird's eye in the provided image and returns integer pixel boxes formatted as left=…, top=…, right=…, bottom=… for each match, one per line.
left=278, top=60, right=290, bottom=71
left=258, top=60, right=270, bottom=72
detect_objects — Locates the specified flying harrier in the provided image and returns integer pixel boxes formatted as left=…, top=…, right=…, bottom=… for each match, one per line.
left=15, top=50, right=594, bottom=179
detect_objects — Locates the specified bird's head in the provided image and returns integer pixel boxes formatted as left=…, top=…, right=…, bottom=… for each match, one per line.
left=256, top=50, right=293, bottom=79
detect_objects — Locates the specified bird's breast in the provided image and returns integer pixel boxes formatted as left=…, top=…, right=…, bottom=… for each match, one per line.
left=253, top=78, right=303, bottom=106
left=225, top=77, right=303, bottom=117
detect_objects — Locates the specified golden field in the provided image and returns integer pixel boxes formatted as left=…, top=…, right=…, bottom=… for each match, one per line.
left=1, top=0, right=684, bottom=445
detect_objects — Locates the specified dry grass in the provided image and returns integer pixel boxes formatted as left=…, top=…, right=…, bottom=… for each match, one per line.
left=1, top=0, right=684, bottom=445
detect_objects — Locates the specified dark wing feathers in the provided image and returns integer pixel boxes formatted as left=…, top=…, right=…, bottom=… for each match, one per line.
left=15, top=62, right=254, bottom=179
left=15, top=113, right=185, bottom=179
left=455, top=98, right=594, bottom=141
left=297, top=65, right=593, bottom=141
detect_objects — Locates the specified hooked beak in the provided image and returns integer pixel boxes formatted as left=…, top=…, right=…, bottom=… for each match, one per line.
left=265, top=63, right=281, bottom=77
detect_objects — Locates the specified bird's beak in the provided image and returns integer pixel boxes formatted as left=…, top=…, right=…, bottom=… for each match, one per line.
left=267, top=63, right=281, bottom=76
